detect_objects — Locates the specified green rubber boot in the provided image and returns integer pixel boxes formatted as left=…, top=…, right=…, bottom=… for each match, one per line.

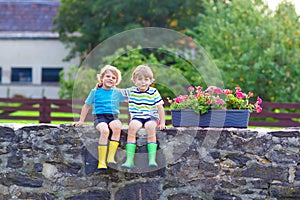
left=121, top=143, right=136, bottom=168
left=147, top=142, right=158, bottom=167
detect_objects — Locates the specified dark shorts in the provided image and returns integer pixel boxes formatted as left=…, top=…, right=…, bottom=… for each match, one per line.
left=94, top=114, right=118, bottom=127
left=132, top=117, right=157, bottom=126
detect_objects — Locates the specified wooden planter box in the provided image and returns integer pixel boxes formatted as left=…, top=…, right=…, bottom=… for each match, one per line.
left=171, top=109, right=250, bottom=128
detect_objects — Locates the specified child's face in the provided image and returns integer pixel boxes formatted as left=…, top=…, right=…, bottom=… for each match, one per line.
left=133, top=75, right=152, bottom=92
left=101, top=70, right=117, bottom=89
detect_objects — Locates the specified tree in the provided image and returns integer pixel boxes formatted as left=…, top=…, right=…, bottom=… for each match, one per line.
left=59, top=47, right=202, bottom=99
left=59, top=66, right=97, bottom=99
left=53, top=0, right=204, bottom=61
left=189, top=0, right=300, bottom=102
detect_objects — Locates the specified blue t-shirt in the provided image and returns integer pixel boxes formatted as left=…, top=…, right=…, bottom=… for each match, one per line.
left=85, top=88, right=125, bottom=114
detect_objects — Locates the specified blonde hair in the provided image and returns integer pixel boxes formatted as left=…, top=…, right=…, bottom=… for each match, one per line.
left=97, top=65, right=122, bottom=86
left=131, top=65, right=154, bottom=82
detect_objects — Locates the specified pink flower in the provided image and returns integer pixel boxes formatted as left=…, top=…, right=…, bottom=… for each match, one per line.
left=235, top=87, right=242, bottom=92
left=215, top=97, right=225, bottom=105
left=206, top=86, right=217, bottom=92
left=174, top=96, right=183, bottom=103
left=188, top=86, right=195, bottom=92
left=214, top=87, right=223, bottom=94
left=236, top=91, right=247, bottom=99
left=189, top=41, right=195, bottom=48
left=224, top=89, right=232, bottom=95
left=206, top=86, right=223, bottom=94
left=174, top=95, right=188, bottom=103
left=256, top=105, right=262, bottom=113
left=196, top=92, right=205, bottom=98
left=182, top=95, right=189, bottom=100
left=257, top=96, right=262, bottom=104
left=196, top=86, right=202, bottom=92
left=170, top=85, right=263, bottom=114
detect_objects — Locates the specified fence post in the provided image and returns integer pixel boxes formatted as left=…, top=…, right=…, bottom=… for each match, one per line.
left=39, top=97, right=51, bottom=123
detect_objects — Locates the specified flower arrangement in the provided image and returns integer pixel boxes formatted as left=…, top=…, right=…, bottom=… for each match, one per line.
left=169, top=86, right=262, bottom=114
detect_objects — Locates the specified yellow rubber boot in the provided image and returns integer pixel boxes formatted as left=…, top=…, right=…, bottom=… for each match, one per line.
left=107, top=141, right=119, bottom=164
left=98, top=145, right=108, bottom=169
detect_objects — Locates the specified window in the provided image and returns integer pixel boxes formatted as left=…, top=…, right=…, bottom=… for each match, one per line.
left=11, top=68, right=32, bottom=83
left=42, top=68, right=63, bottom=83
left=0, top=67, right=2, bottom=83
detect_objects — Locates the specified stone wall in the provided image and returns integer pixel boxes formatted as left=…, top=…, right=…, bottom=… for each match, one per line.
left=0, top=124, right=299, bottom=200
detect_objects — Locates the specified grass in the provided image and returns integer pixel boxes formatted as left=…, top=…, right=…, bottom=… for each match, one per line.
left=10, top=111, right=39, bottom=117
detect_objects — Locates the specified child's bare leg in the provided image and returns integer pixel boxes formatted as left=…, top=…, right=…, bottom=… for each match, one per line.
left=145, top=120, right=158, bottom=167
left=144, top=120, right=157, bottom=143
left=95, top=122, right=110, bottom=169
left=121, top=120, right=142, bottom=168
left=109, top=119, right=122, bottom=141
left=96, top=122, right=110, bottom=144
left=127, top=120, right=142, bottom=143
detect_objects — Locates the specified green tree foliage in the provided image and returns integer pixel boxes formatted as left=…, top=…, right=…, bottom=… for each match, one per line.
left=189, top=0, right=300, bottom=102
left=58, top=47, right=199, bottom=99
left=59, top=66, right=97, bottom=99
left=53, top=0, right=204, bottom=61
left=58, top=66, right=76, bottom=99
left=107, top=47, right=202, bottom=98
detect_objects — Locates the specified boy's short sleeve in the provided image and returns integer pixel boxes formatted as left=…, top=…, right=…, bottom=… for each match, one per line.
left=85, top=89, right=96, bottom=105
left=154, top=89, right=164, bottom=105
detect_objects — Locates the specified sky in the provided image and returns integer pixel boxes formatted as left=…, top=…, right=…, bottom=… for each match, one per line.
left=265, top=0, right=300, bottom=14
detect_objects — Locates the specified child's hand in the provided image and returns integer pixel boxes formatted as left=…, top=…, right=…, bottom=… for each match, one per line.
left=158, top=123, right=166, bottom=130
left=94, top=82, right=103, bottom=89
left=72, top=121, right=83, bottom=127
left=94, top=83, right=101, bottom=89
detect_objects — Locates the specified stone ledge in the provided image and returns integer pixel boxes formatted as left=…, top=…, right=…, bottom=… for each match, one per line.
left=0, top=124, right=299, bottom=199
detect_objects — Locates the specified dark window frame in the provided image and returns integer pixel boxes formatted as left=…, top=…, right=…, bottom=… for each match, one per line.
left=41, top=67, right=63, bottom=84
left=11, top=67, right=32, bottom=83
left=0, top=67, right=2, bottom=83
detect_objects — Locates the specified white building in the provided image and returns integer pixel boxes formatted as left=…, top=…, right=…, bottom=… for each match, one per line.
left=0, top=0, right=80, bottom=98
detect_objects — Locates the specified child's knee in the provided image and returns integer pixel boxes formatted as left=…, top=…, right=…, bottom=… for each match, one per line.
left=109, top=120, right=122, bottom=130
left=144, top=120, right=157, bottom=130
left=96, top=122, right=109, bottom=130
left=100, top=129, right=110, bottom=138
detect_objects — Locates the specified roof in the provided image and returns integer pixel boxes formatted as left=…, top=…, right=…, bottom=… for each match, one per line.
left=0, top=0, right=60, bottom=38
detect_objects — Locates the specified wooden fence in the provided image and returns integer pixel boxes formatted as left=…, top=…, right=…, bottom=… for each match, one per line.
left=249, top=102, right=300, bottom=127
left=0, top=98, right=299, bottom=127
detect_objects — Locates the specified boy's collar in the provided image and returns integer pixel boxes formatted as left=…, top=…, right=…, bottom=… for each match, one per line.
left=136, top=86, right=150, bottom=92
